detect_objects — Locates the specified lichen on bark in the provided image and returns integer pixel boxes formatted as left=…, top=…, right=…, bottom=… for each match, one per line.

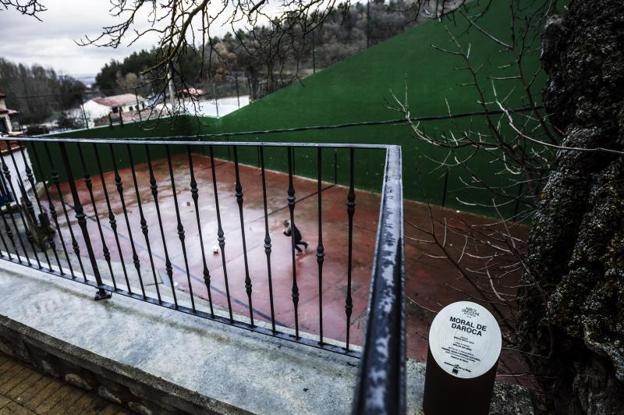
left=519, top=0, right=624, bottom=413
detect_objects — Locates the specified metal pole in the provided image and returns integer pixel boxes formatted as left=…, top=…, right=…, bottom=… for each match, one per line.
left=312, top=30, right=317, bottom=74
left=235, top=74, right=241, bottom=108
left=80, top=101, right=89, bottom=129
left=168, top=63, right=177, bottom=112
left=441, top=169, right=449, bottom=207
left=366, top=0, right=371, bottom=48
left=213, top=82, right=220, bottom=117
left=135, top=88, right=143, bottom=122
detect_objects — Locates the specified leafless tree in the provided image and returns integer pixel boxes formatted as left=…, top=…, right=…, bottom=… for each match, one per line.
left=0, top=0, right=46, bottom=19
left=390, top=0, right=624, bottom=411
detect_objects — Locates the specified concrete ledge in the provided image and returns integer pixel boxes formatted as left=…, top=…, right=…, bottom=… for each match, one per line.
left=0, top=261, right=534, bottom=414
left=0, top=261, right=360, bottom=414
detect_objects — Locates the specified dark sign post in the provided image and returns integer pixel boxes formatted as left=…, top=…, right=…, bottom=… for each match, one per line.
left=423, top=301, right=502, bottom=415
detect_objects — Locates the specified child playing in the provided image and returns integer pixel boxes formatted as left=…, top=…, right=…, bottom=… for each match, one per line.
left=283, top=219, right=309, bottom=254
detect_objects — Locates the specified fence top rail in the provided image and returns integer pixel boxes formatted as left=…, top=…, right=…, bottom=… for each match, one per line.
left=352, top=145, right=405, bottom=413
left=11, top=135, right=392, bottom=150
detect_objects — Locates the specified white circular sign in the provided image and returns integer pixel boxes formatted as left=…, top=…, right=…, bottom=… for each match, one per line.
left=429, top=301, right=502, bottom=379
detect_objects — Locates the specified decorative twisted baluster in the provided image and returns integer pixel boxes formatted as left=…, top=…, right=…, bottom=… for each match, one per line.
left=259, top=146, right=276, bottom=333
left=109, top=143, right=146, bottom=298
left=93, top=143, right=131, bottom=292
left=187, top=146, right=214, bottom=316
left=19, top=147, right=54, bottom=270
left=58, top=142, right=109, bottom=300
left=127, top=144, right=161, bottom=303
left=0, top=205, right=17, bottom=262
left=44, top=142, right=87, bottom=279
left=165, top=145, right=195, bottom=312
left=209, top=146, right=233, bottom=321
left=76, top=144, right=117, bottom=289
left=1, top=154, right=36, bottom=267
left=30, top=144, right=72, bottom=276
left=5, top=141, right=44, bottom=268
left=233, top=147, right=254, bottom=326
left=345, top=148, right=356, bottom=351
left=146, top=145, right=178, bottom=308
left=0, top=221, right=10, bottom=260
left=287, top=147, right=300, bottom=339
left=0, top=172, right=17, bottom=261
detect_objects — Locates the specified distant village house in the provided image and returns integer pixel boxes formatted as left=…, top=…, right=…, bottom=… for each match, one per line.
left=81, top=93, right=147, bottom=127
left=0, top=92, right=20, bottom=136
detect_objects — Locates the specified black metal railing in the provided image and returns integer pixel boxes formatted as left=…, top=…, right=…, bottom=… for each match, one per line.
left=353, top=145, right=405, bottom=414
left=0, top=137, right=404, bottom=414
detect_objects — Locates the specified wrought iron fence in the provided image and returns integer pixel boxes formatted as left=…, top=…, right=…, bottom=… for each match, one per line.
left=0, top=137, right=404, bottom=414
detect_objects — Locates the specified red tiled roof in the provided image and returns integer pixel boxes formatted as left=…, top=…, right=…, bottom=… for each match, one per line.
left=93, top=93, right=144, bottom=108
left=178, top=88, right=205, bottom=97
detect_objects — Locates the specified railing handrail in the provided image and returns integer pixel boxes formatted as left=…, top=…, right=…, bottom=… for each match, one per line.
left=10, top=135, right=391, bottom=150
left=352, top=145, right=405, bottom=414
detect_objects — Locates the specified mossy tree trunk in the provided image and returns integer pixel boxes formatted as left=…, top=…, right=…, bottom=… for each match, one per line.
left=519, top=0, right=624, bottom=413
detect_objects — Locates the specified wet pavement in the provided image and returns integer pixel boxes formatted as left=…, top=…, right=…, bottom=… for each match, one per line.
left=46, top=153, right=378, bottom=347
left=2, top=152, right=531, bottom=388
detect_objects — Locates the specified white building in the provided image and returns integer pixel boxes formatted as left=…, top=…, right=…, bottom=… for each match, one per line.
left=81, top=93, right=147, bottom=127
left=0, top=92, right=19, bottom=136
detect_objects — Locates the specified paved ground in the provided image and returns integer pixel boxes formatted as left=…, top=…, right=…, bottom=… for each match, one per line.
left=0, top=353, right=128, bottom=415
left=4, top=152, right=531, bottom=387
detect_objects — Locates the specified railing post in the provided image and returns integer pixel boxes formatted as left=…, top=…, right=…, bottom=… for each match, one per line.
left=441, top=169, right=449, bottom=207
left=345, top=148, right=356, bottom=350
left=58, top=142, right=111, bottom=301
left=287, top=146, right=300, bottom=339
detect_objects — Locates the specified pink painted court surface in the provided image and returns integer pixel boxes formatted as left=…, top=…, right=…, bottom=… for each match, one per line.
left=48, top=153, right=530, bottom=387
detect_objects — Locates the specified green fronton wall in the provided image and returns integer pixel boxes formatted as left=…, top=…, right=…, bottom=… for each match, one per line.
left=48, top=0, right=553, bottom=218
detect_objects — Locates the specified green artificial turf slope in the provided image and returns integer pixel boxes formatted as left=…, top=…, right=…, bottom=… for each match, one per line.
left=186, top=0, right=550, bottom=217
left=52, top=0, right=554, bottom=218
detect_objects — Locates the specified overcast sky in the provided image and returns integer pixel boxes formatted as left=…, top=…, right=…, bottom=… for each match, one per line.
left=0, top=0, right=270, bottom=81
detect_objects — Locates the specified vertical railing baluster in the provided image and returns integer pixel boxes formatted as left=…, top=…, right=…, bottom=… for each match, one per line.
left=317, top=147, right=325, bottom=344
left=345, top=148, right=356, bottom=351
left=209, top=146, right=233, bottom=321
left=110, top=143, right=146, bottom=298
left=0, top=169, right=10, bottom=202
left=127, top=144, right=162, bottom=303
left=0, top=166, right=12, bottom=259
left=287, top=147, right=299, bottom=339
left=11, top=144, right=52, bottom=270
left=0, top=218, right=11, bottom=259
left=145, top=145, right=178, bottom=308
left=187, top=146, right=213, bottom=316
left=44, top=142, right=87, bottom=280
left=165, top=145, right=195, bottom=312
left=93, top=143, right=131, bottom=292
left=20, top=147, right=57, bottom=269
left=30, top=144, right=72, bottom=276
left=58, top=142, right=110, bottom=300
left=1, top=148, right=36, bottom=267
left=0, top=204, right=17, bottom=262
left=77, top=144, right=117, bottom=290
left=259, top=146, right=276, bottom=333
left=3, top=141, right=42, bottom=268
left=233, top=146, right=254, bottom=326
